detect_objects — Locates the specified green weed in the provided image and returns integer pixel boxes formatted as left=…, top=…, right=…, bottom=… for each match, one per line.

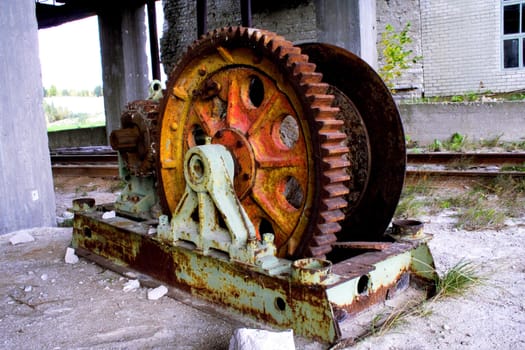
left=433, top=260, right=481, bottom=299
left=358, top=260, right=480, bottom=341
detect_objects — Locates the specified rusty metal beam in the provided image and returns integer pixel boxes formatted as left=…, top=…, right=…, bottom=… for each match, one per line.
left=240, top=0, right=252, bottom=27
left=146, top=0, right=161, bottom=80
left=197, top=0, right=207, bottom=37
left=72, top=207, right=436, bottom=344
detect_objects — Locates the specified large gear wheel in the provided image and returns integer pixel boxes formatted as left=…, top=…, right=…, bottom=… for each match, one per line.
left=300, top=43, right=406, bottom=243
left=157, top=27, right=350, bottom=258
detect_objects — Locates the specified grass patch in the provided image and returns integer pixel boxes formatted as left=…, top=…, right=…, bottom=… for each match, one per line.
left=456, top=205, right=506, bottom=231
left=503, top=141, right=525, bottom=151
left=400, top=176, right=525, bottom=230
left=402, top=90, right=525, bottom=104
left=433, top=260, right=481, bottom=299
left=501, top=163, right=525, bottom=172
left=47, top=119, right=105, bottom=132
left=74, top=184, right=99, bottom=196
left=479, top=134, right=503, bottom=148
left=407, top=132, right=525, bottom=152
left=109, top=180, right=127, bottom=193
left=357, top=260, right=480, bottom=341
left=428, top=132, right=472, bottom=152
left=395, top=179, right=435, bottom=218
left=395, top=194, right=427, bottom=218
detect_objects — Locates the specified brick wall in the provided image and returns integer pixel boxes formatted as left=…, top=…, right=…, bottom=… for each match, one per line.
left=159, top=0, right=525, bottom=97
left=160, top=0, right=316, bottom=75
left=420, top=0, right=525, bottom=96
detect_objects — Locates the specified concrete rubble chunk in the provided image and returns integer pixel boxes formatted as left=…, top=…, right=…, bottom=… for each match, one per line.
left=102, top=210, right=116, bottom=219
left=9, top=231, right=35, bottom=245
left=147, top=285, right=168, bottom=300
left=123, top=279, right=140, bottom=292
left=64, top=247, right=79, bottom=264
left=229, top=328, right=295, bottom=350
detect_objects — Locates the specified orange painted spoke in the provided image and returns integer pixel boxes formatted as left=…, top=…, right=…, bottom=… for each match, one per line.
left=257, top=155, right=305, bottom=168
left=249, top=167, right=306, bottom=241
left=192, top=102, right=227, bottom=136
left=246, top=90, right=280, bottom=135
left=225, top=78, right=251, bottom=133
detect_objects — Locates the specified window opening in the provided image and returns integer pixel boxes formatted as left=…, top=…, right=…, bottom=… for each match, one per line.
left=502, top=1, right=525, bottom=68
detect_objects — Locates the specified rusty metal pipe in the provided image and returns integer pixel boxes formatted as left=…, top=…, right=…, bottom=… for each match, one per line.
left=197, top=0, right=207, bottom=37
left=240, top=0, right=252, bottom=27
left=110, top=127, right=141, bottom=152
left=146, top=0, right=161, bottom=80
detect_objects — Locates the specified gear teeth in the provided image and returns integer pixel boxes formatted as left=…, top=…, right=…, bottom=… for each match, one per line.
left=307, top=244, right=332, bottom=258
left=286, top=53, right=310, bottom=65
left=322, top=144, right=349, bottom=156
left=275, top=46, right=301, bottom=60
left=319, top=130, right=347, bottom=141
left=323, top=169, right=351, bottom=183
left=316, top=117, right=344, bottom=129
left=304, top=83, right=329, bottom=95
left=317, top=222, right=342, bottom=235
left=323, top=184, right=350, bottom=197
left=309, top=233, right=337, bottom=247
left=292, top=62, right=317, bottom=76
left=315, top=107, right=341, bottom=120
left=163, top=26, right=351, bottom=259
left=323, top=197, right=348, bottom=210
left=323, top=157, right=351, bottom=170
left=308, top=94, right=335, bottom=106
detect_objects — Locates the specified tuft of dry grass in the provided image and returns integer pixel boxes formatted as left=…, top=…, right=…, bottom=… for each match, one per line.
left=356, top=260, right=481, bottom=342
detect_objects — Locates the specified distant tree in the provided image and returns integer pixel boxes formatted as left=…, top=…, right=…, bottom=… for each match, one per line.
left=93, top=85, right=103, bottom=97
left=43, top=87, right=48, bottom=97
left=48, top=85, right=58, bottom=97
left=61, top=89, right=69, bottom=96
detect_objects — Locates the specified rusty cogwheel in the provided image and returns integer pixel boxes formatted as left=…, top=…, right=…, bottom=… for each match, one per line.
left=300, top=43, right=406, bottom=243
left=157, top=27, right=350, bottom=258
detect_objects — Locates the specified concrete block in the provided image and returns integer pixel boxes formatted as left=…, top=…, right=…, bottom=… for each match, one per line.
left=9, top=231, right=35, bottom=245
left=123, top=279, right=140, bottom=292
left=65, top=247, right=79, bottom=264
left=147, top=285, right=168, bottom=300
left=229, top=328, right=295, bottom=350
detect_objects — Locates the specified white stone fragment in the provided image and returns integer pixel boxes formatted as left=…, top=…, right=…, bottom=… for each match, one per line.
left=147, top=227, right=157, bottom=235
left=64, top=247, right=79, bottom=264
left=63, top=211, right=74, bottom=220
left=9, top=231, right=35, bottom=245
left=102, top=210, right=116, bottom=219
left=24, top=286, right=32, bottom=292
left=41, top=274, right=48, bottom=281
left=123, top=279, right=140, bottom=292
left=229, top=328, right=295, bottom=350
left=147, top=285, right=168, bottom=300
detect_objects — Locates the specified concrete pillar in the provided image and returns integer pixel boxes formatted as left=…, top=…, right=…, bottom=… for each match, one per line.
left=98, top=5, right=149, bottom=142
left=315, top=0, right=360, bottom=53
left=0, top=0, right=57, bottom=234
left=314, top=0, right=377, bottom=68
left=359, top=0, right=378, bottom=70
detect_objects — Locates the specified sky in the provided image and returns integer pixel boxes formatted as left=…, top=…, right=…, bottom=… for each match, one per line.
left=38, top=16, right=102, bottom=91
left=38, top=4, right=165, bottom=92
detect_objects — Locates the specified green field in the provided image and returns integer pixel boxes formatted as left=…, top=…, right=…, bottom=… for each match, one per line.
left=45, top=96, right=105, bottom=132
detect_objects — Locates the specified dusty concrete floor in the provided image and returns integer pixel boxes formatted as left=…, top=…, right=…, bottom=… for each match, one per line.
left=1, top=175, right=525, bottom=349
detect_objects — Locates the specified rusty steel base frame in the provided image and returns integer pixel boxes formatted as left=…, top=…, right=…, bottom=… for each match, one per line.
left=72, top=208, right=436, bottom=345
